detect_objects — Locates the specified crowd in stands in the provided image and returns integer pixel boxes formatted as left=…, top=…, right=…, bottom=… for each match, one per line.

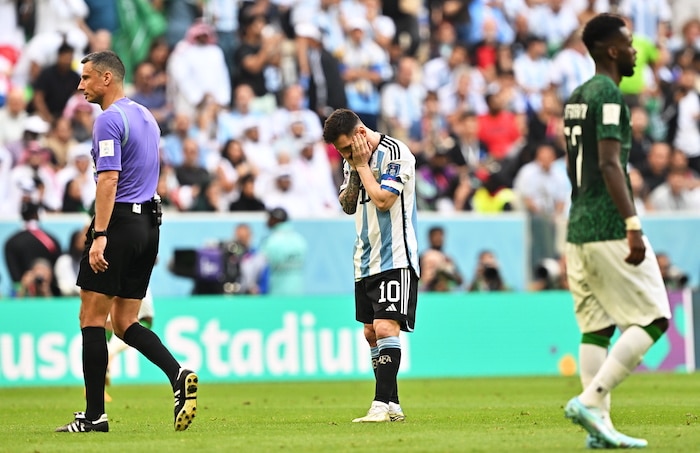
left=0, top=0, right=699, bottom=221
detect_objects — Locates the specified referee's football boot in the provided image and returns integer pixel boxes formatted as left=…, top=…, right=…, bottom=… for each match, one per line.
left=352, top=401, right=390, bottom=422
left=173, top=368, right=198, bottom=431
left=388, top=402, right=405, bottom=422
left=55, top=412, right=109, bottom=433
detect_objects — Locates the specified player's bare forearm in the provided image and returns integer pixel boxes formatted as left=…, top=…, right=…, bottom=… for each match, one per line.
left=600, top=160, right=636, bottom=219
left=356, top=165, right=397, bottom=211
left=339, top=171, right=361, bottom=214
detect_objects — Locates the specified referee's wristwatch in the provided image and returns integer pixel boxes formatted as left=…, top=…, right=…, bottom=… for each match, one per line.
left=91, top=228, right=108, bottom=239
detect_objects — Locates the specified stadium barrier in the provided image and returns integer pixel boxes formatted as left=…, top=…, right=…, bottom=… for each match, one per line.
left=1, top=212, right=699, bottom=297
left=0, top=291, right=692, bottom=387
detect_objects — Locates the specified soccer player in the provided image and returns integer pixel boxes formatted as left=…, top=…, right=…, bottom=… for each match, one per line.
left=562, top=14, right=671, bottom=448
left=322, top=108, right=420, bottom=423
left=56, top=51, right=198, bottom=433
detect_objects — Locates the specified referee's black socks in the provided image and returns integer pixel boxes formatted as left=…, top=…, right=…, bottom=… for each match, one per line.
left=122, top=322, right=181, bottom=387
left=82, top=326, right=108, bottom=421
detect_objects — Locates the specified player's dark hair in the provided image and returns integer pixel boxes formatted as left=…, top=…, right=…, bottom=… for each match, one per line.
left=322, top=108, right=361, bottom=144
left=581, top=13, right=626, bottom=55
left=81, top=50, right=126, bottom=82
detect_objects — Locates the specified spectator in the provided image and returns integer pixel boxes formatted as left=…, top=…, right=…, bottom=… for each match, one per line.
left=381, top=0, right=421, bottom=57
left=262, top=165, right=309, bottom=218
left=217, top=83, right=269, bottom=144
left=656, top=252, right=690, bottom=291
left=415, top=148, right=461, bottom=211
left=54, top=226, right=88, bottom=296
left=293, top=22, right=347, bottom=124
left=526, top=90, right=565, bottom=151
left=0, top=88, right=28, bottom=148
left=423, top=43, right=471, bottom=95
left=56, top=143, right=96, bottom=213
left=229, top=173, right=266, bottom=212
left=380, top=56, right=425, bottom=144
left=11, top=28, right=88, bottom=88
left=444, top=110, right=489, bottom=172
left=9, top=140, right=62, bottom=214
left=161, top=113, right=193, bottom=168
left=288, top=140, right=340, bottom=217
left=168, top=20, right=231, bottom=119
left=618, top=15, right=660, bottom=101
left=233, top=12, right=284, bottom=112
left=639, top=141, right=671, bottom=192
left=647, top=167, right=700, bottom=211
left=628, top=106, right=653, bottom=170
left=339, top=16, right=391, bottom=130
left=669, top=148, right=700, bottom=186
left=130, top=61, right=173, bottom=132
left=550, top=30, right=596, bottom=102
left=529, top=256, right=568, bottom=291
left=468, top=249, right=508, bottom=292
left=469, top=169, right=516, bottom=213
left=31, top=41, right=81, bottom=123
left=44, top=116, right=78, bottom=169
left=438, top=66, right=488, bottom=126
left=419, top=226, right=463, bottom=292
left=269, top=83, right=324, bottom=142
left=0, top=145, right=12, bottom=217
left=260, top=207, right=308, bottom=295
left=477, top=91, right=523, bottom=161
left=629, top=167, right=650, bottom=215
left=144, top=37, right=171, bottom=97
left=226, top=223, right=268, bottom=295
left=216, top=138, right=255, bottom=210
left=513, top=142, right=570, bottom=216
left=513, top=34, right=552, bottom=113
left=528, top=0, right=580, bottom=52
left=173, top=138, right=215, bottom=211
left=4, top=199, right=62, bottom=296
left=667, top=67, right=700, bottom=174
left=618, top=0, right=672, bottom=44
left=16, top=257, right=57, bottom=297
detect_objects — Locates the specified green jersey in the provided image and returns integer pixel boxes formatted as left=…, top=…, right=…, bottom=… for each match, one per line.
left=564, top=74, right=632, bottom=244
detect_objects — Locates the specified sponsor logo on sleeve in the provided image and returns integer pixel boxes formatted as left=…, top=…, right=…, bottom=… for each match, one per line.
left=99, top=139, right=115, bottom=157
left=387, top=162, right=401, bottom=177
left=602, top=103, right=621, bottom=126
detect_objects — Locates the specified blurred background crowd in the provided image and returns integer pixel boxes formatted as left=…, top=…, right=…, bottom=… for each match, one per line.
left=0, top=0, right=698, bottom=295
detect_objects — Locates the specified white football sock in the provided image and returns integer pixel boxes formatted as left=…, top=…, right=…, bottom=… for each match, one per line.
left=579, top=325, right=653, bottom=409
left=579, top=342, right=612, bottom=425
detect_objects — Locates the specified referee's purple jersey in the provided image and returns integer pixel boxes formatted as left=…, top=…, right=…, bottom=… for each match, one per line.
left=91, top=97, right=160, bottom=203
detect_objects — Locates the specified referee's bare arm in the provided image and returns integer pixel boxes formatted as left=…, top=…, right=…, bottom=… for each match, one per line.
left=339, top=171, right=360, bottom=214
left=94, top=170, right=118, bottom=233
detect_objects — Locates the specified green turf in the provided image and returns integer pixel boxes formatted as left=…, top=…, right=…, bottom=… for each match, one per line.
left=1, top=373, right=698, bottom=452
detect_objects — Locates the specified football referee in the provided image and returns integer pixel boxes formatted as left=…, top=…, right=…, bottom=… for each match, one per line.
left=56, top=51, right=198, bottom=433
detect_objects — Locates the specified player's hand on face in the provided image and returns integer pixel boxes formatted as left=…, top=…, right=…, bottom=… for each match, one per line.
left=335, top=145, right=355, bottom=170
left=351, top=131, right=371, bottom=168
left=625, top=230, right=645, bottom=265
left=89, top=237, right=109, bottom=273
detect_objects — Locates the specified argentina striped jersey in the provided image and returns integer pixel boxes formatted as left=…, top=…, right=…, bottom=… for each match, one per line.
left=340, top=135, right=420, bottom=280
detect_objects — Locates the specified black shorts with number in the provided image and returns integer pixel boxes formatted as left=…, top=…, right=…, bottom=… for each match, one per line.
left=355, top=268, right=418, bottom=332
left=77, top=202, right=159, bottom=299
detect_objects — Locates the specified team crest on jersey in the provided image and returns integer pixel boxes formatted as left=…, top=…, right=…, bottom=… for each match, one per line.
left=387, top=162, right=401, bottom=177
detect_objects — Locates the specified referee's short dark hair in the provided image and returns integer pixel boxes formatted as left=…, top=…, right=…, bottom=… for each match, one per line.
left=581, top=13, right=626, bottom=54
left=81, top=50, right=126, bottom=82
left=323, top=108, right=361, bottom=144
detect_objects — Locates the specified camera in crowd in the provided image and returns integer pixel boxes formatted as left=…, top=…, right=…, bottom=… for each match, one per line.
left=170, top=240, right=248, bottom=295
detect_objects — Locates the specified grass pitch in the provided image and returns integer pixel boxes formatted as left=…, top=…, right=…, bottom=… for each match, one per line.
left=1, top=373, right=698, bottom=453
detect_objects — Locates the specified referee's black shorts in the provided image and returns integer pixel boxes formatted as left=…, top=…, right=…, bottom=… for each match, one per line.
left=355, top=267, right=418, bottom=332
left=77, top=201, right=159, bottom=299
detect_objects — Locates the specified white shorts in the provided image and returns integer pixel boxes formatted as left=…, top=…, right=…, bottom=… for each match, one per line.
left=565, top=237, right=671, bottom=332
left=137, top=287, right=155, bottom=320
